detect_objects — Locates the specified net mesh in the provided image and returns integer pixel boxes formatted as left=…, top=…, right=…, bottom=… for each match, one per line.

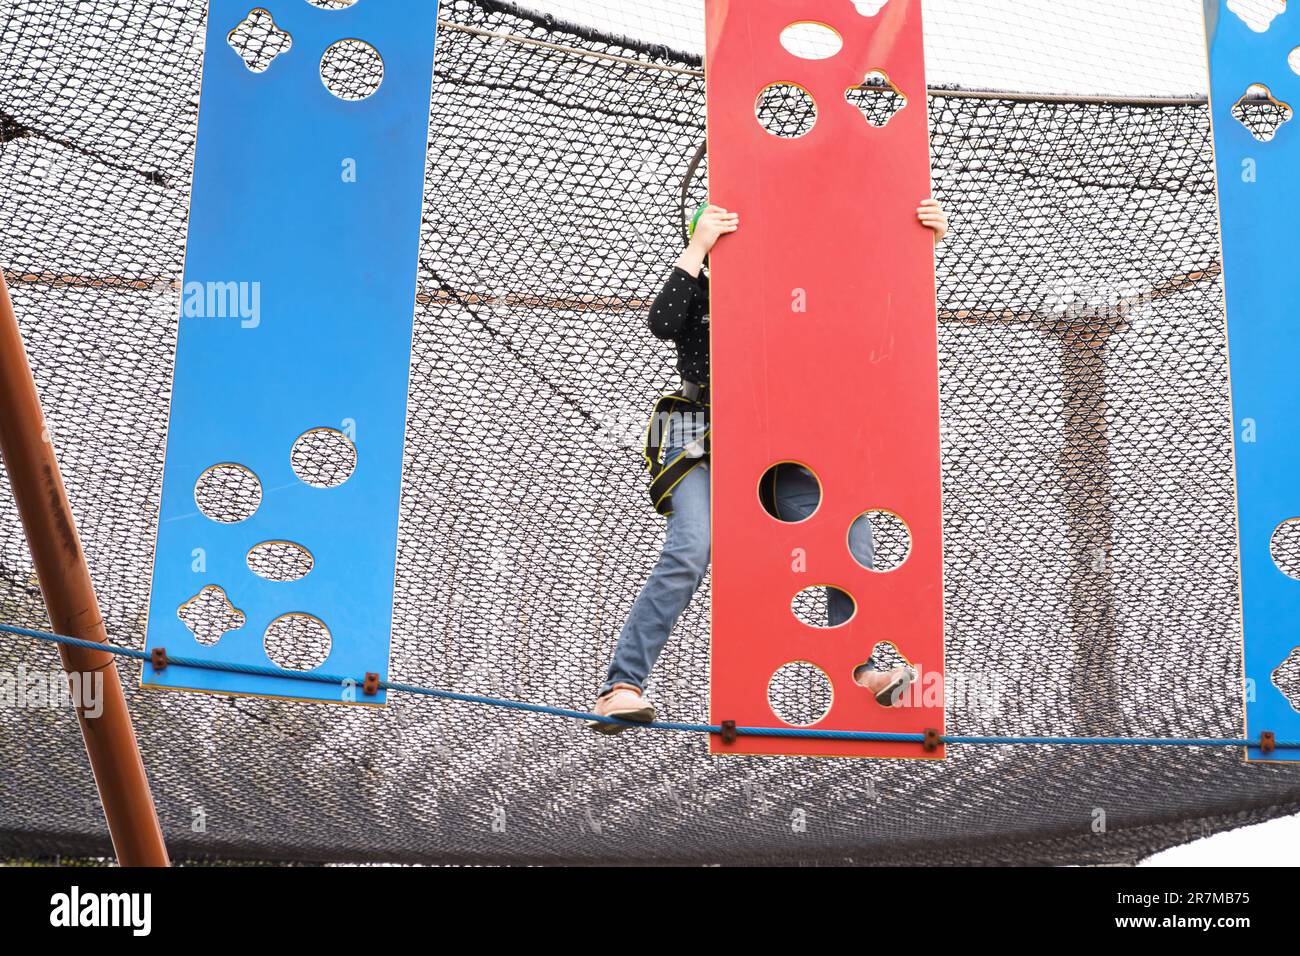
left=2, top=0, right=1299, bottom=865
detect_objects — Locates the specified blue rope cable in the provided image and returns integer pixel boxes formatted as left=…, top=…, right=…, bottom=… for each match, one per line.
left=3, top=621, right=1295, bottom=749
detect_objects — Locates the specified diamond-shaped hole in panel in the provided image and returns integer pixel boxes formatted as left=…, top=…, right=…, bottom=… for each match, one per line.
left=768, top=661, right=833, bottom=726
left=195, top=463, right=262, bottom=524
left=320, top=38, right=384, bottom=101
left=779, top=21, right=842, bottom=60
left=755, top=83, right=817, bottom=139
left=306, top=0, right=358, bottom=8
left=758, top=461, right=821, bottom=522
left=247, top=540, right=315, bottom=582
left=791, top=585, right=856, bottom=628
left=853, top=641, right=913, bottom=706
left=291, top=427, right=356, bottom=488
left=178, top=585, right=246, bottom=647
left=1271, top=518, right=1300, bottom=580
left=848, top=509, right=911, bottom=572
left=845, top=70, right=907, bottom=128
left=227, top=8, right=293, bottom=74
left=264, top=612, right=332, bottom=671
left=1228, top=0, right=1286, bottom=33
left=1272, top=647, right=1300, bottom=712
left=855, top=640, right=909, bottom=676
left=1232, top=83, right=1293, bottom=142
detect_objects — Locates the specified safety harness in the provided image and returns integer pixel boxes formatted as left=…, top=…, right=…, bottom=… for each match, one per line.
left=643, top=380, right=710, bottom=517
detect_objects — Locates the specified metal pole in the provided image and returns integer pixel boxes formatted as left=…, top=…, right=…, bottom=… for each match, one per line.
left=0, top=270, right=169, bottom=866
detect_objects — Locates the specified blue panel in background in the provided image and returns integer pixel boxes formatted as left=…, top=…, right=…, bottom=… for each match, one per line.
left=1204, top=0, right=1300, bottom=760
left=143, top=0, right=440, bottom=704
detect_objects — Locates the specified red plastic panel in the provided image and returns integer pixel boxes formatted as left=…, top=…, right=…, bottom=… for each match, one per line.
left=705, top=0, right=944, bottom=757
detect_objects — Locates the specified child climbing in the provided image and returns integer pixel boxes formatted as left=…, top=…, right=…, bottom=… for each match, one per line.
left=591, top=198, right=949, bottom=733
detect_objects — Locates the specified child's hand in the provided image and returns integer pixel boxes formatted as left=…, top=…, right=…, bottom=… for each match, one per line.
left=917, top=198, right=948, bottom=245
left=688, top=205, right=740, bottom=254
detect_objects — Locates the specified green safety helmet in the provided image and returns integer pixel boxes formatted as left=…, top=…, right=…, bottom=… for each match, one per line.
left=687, top=203, right=707, bottom=239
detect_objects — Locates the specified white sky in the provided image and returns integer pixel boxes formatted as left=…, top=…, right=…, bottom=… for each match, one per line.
left=1144, top=811, right=1300, bottom=865
left=516, top=0, right=1213, bottom=96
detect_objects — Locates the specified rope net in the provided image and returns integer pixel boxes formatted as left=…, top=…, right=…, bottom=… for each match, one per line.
left=1, top=0, right=1299, bottom=864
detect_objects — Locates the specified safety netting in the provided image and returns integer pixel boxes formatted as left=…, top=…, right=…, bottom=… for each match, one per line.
left=2, top=0, right=1300, bottom=865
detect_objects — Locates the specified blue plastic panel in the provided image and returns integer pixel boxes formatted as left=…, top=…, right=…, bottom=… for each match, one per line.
left=1204, top=0, right=1300, bottom=760
left=143, top=1, right=440, bottom=703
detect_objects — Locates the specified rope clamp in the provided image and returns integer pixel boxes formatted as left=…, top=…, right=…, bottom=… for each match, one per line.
left=719, top=719, right=737, bottom=744
left=1260, top=730, right=1276, bottom=755
left=150, top=647, right=168, bottom=673
left=363, top=672, right=381, bottom=696
left=923, top=728, right=942, bottom=752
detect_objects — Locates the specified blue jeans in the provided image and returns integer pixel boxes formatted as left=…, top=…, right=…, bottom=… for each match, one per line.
left=601, top=414, right=876, bottom=695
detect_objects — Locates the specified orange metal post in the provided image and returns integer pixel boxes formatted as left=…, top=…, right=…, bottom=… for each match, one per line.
left=0, top=270, right=169, bottom=865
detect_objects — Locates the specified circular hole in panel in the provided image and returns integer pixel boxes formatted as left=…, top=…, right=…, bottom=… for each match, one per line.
left=247, top=540, right=315, bottom=582
left=320, top=38, right=384, bottom=101
left=779, top=21, right=843, bottom=60
left=768, top=661, right=833, bottom=726
left=755, top=83, right=817, bottom=138
left=758, top=461, right=821, bottom=522
left=195, top=463, right=262, bottom=523
left=306, top=0, right=359, bottom=8
left=264, top=613, right=333, bottom=671
left=791, top=585, right=856, bottom=628
left=1271, top=518, right=1300, bottom=580
left=848, top=509, right=911, bottom=572
left=291, top=427, right=357, bottom=488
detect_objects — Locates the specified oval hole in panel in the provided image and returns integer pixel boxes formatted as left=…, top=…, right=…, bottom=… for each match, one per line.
left=247, top=540, right=315, bottom=582
left=779, top=21, right=843, bottom=60
left=791, top=585, right=856, bottom=628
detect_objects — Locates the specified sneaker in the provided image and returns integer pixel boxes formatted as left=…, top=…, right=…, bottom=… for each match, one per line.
left=588, top=683, right=656, bottom=735
left=853, top=665, right=917, bottom=707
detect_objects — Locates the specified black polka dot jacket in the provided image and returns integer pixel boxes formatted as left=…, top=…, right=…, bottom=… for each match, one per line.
left=647, top=265, right=710, bottom=386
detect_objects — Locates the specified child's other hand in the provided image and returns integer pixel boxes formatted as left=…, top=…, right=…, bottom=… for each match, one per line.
left=917, top=198, right=948, bottom=245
